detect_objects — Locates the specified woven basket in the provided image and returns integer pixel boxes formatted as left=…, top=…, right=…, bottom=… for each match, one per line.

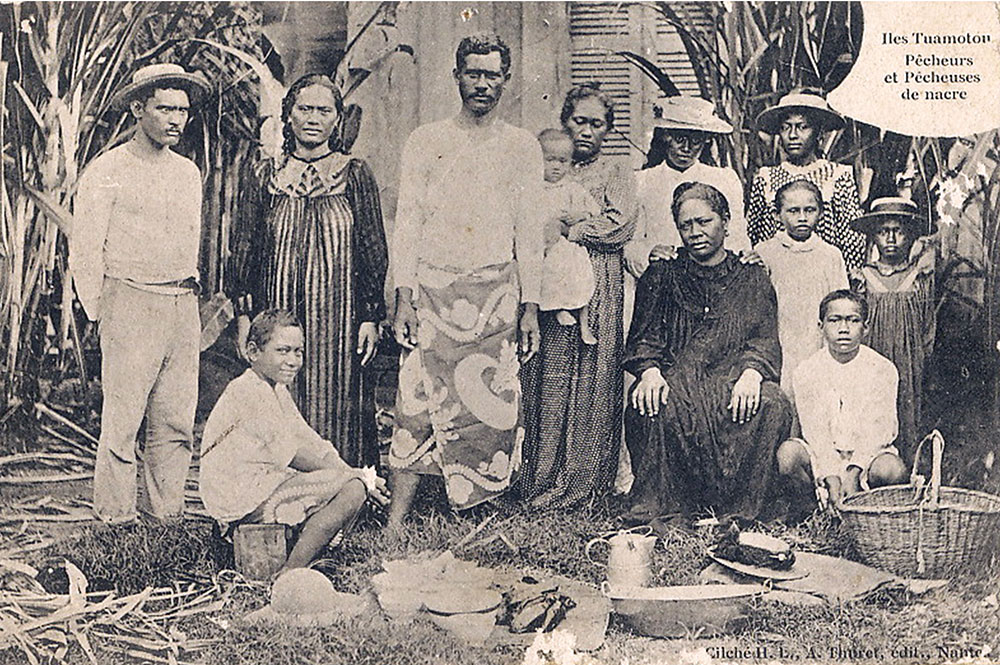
left=839, top=430, right=1000, bottom=579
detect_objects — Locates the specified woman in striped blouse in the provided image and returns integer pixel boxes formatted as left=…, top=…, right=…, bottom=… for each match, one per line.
left=746, top=89, right=866, bottom=270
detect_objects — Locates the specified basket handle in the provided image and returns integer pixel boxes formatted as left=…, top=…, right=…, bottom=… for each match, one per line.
left=909, top=429, right=944, bottom=505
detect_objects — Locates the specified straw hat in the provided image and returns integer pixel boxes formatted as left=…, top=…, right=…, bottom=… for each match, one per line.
left=652, top=97, right=733, bottom=134
left=850, top=197, right=935, bottom=236
left=756, top=90, right=845, bottom=134
left=111, top=63, right=210, bottom=110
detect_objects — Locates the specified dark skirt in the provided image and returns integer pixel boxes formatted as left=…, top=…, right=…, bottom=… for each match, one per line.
left=625, top=371, right=791, bottom=520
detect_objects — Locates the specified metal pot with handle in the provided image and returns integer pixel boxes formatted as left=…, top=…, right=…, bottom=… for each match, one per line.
left=585, top=526, right=657, bottom=589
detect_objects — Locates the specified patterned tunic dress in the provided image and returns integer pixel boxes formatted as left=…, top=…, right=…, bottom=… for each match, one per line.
left=227, top=152, right=388, bottom=469
left=747, top=159, right=866, bottom=269
left=623, top=252, right=792, bottom=520
left=860, top=259, right=936, bottom=463
left=518, top=156, right=638, bottom=509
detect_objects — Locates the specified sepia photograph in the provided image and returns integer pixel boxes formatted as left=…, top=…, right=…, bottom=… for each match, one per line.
left=1, top=1, right=999, bottom=663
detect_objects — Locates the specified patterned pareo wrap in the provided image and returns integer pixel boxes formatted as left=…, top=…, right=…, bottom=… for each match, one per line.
left=389, top=261, right=524, bottom=509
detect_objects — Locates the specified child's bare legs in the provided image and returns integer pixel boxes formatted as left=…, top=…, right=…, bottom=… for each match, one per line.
left=554, top=307, right=597, bottom=345
left=280, top=479, right=367, bottom=572
left=578, top=305, right=597, bottom=345
left=776, top=439, right=812, bottom=488
left=776, top=438, right=818, bottom=516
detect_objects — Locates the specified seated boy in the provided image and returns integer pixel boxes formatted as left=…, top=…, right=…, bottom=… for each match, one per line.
left=199, top=309, right=389, bottom=573
left=776, top=289, right=907, bottom=513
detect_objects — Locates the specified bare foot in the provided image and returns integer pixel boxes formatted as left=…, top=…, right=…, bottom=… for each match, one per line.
left=556, top=310, right=576, bottom=326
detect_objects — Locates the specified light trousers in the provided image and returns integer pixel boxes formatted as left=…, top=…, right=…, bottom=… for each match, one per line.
left=94, top=279, right=198, bottom=523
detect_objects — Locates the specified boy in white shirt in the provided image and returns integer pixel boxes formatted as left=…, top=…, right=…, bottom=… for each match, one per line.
left=777, top=289, right=907, bottom=512
left=756, top=180, right=848, bottom=399
left=200, top=310, right=389, bottom=574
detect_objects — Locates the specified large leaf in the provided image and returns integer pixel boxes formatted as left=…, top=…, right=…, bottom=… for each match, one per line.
left=615, top=51, right=680, bottom=97
left=23, top=186, right=72, bottom=236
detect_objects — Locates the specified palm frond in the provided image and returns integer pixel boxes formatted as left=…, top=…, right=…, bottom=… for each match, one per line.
left=615, top=51, right=680, bottom=97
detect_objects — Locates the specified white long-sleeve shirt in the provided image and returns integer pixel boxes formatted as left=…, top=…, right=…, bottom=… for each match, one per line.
left=199, top=369, right=355, bottom=523
left=627, top=161, right=749, bottom=276
left=793, top=345, right=899, bottom=469
left=391, top=117, right=544, bottom=302
left=70, top=142, right=202, bottom=320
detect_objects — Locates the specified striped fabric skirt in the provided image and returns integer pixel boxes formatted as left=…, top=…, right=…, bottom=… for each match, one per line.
left=264, top=194, right=377, bottom=469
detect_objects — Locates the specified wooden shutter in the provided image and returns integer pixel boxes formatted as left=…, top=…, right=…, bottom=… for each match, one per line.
left=568, top=2, right=635, bottom=158
left=654, top=13, right=704, bottom=96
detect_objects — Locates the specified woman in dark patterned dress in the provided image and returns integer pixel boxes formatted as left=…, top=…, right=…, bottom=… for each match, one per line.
left=746, top=89, right=866, bottom=270
left=624, top=182, right=792, bottom=523
left=227, top=74, right=388, bottom=469
left=517, top=83, right=639, bottom=509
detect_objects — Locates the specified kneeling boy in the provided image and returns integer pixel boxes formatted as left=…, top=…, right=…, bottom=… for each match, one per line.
left=200, top=310, right=389, bottom=573
left=777, top=289, right=906, bottom=512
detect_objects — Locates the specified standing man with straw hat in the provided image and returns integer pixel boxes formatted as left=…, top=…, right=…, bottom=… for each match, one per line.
left=71, top=63, right=210, bottom=523
left=746, top=88, right=866, bottom=270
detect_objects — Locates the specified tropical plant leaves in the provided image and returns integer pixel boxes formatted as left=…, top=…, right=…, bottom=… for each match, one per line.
left=615, top=51, right=680, bottom=98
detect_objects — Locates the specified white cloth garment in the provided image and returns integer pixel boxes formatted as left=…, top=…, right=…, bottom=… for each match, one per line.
left=200, top=369, right=356, bottom=524
left=390, top=117, right=545, bottom=303
left=793, top=345, right=899, bottom=482
left=70, top=142, right=202, bottom=321
left=756, top=231, right=849, bottom=396
left=628, top=160, right=749, bottom=278
left=539, top=179, right=599, bottom=311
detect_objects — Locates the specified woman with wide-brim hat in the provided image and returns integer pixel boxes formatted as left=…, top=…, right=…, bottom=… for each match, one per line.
left=746, top=88, right=867, bottom=270
left=627, top=96, right=749, bottom=282
left=852, top=197, right=938, bottom=463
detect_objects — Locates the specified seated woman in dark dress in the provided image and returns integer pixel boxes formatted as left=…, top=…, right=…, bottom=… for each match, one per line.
left=624, top=182, right=792, bottom=524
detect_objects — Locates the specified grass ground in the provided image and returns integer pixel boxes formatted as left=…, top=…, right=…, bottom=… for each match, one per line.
left=4, top=481, right=1000, bottom=665
left=5, top=324, right=1000, bottom=664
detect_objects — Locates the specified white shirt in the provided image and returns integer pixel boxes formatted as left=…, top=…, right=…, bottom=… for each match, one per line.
left=199, top=370, right=354, bottom=523
left=628, top=161, right=749, bottom=276
left=391, top=117, right=544, bottom=302
left=794, top=345, right=899, bottom=460
left=70, top=142, right=202, bottom=320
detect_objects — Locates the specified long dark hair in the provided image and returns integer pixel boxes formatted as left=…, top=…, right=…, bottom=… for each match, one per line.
left=280, top=74, right=344, bottom=155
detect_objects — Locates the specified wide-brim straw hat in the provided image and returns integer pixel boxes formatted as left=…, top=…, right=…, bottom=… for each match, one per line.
left=652, top=96, right=733, bottom=134
left=111, top=63, right=211, bottom=110
left=850, top=197, right=936, bottom=236
left=756, top=91, right=845, bottom=135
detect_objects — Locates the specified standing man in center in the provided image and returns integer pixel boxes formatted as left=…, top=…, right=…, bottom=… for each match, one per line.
left=387, top=34, right=544, bottom=526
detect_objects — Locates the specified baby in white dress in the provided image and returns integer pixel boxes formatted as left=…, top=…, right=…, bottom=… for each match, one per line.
left=538, top=129, right=599, bottom=344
